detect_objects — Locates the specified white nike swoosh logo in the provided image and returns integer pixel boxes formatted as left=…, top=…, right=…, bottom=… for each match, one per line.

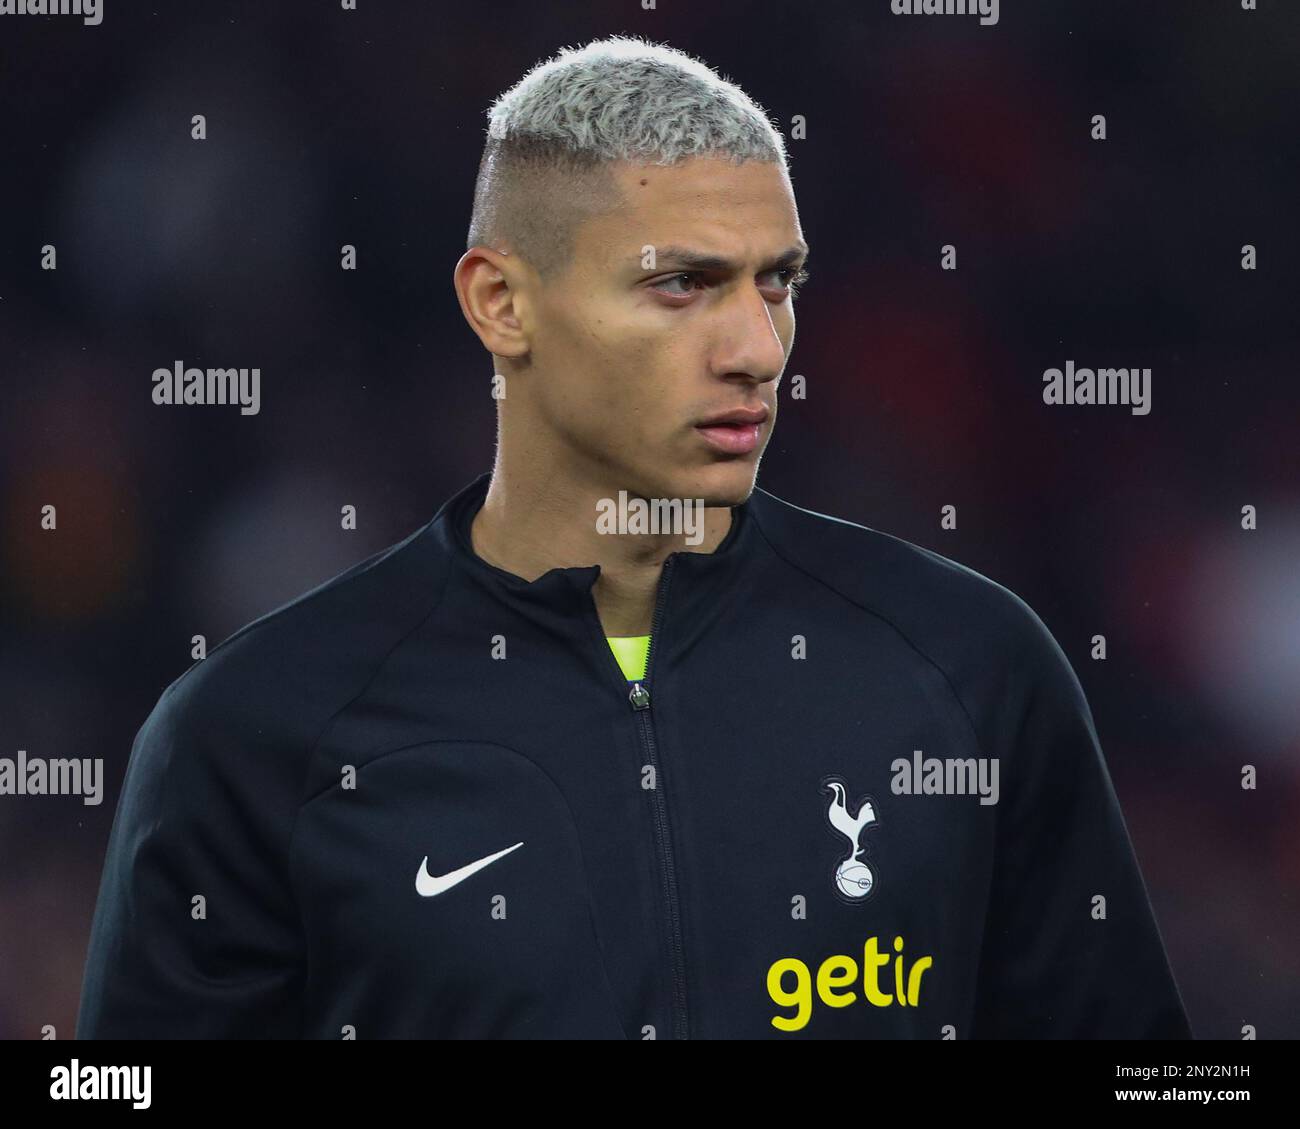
left=415, top=841, right=524, bottom=897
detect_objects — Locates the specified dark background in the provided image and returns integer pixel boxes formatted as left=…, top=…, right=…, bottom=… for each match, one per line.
left=1, top=0, right=1297, bottom=1040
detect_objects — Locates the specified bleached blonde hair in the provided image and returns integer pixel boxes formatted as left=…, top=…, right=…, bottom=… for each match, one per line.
left=467, top=35, right=788, bottom=278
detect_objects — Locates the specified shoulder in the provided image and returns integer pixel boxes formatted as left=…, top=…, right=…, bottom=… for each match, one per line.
left=746, top=485, right=1071, bottom=682
left=131, top=518, right=453, bottom=799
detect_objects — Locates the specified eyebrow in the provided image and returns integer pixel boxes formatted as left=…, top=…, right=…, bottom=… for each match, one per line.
left=649, top=243, right=810, bottom=273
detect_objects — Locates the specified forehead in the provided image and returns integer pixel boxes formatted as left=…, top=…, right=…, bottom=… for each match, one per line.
left=576, top=155, right=803, bottom=267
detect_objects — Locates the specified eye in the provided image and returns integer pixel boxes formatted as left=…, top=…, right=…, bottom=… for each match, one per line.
left=652, top=272, right=704, bottom=296
left=762, top=266, right=810, bottom=295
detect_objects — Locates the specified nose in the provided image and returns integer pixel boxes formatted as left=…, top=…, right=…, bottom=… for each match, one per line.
left=710, top=283, right=789, bottom=384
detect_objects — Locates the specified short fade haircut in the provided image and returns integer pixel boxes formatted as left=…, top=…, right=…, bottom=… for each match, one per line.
left=466, top=34, right=790, bottom=280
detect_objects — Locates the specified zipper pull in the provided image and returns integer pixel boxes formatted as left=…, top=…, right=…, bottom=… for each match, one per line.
left=629, top=682, right=651, bottom=710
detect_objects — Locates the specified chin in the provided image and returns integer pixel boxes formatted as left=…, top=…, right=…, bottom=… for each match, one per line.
left=670, top=459, right=761, bottom=508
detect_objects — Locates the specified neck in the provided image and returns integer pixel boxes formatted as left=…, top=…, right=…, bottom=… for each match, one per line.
left=469, top=455, right=735, bottom=637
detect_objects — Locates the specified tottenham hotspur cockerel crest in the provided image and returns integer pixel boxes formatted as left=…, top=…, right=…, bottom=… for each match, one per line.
left=822, top=776, right=879, bottom=903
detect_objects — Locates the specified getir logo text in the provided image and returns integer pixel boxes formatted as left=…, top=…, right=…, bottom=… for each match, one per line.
left=766, top=935, right=933, bottom=1031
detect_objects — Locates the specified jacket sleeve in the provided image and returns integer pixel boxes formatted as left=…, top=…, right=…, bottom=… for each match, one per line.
left=77, top=679, right=305, bottom=1038
left=969, top=605, right=1192, bottom=1039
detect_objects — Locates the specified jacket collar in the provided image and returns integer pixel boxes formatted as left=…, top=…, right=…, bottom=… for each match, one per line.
left=431, top=471, right=757, bottom=622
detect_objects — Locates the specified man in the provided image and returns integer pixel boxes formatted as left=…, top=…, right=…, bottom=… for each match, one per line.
left=78, top=35, right=1191, bottom=1039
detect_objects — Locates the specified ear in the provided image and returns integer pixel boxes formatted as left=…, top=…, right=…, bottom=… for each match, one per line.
left=453, top=246, right=531, bottom=358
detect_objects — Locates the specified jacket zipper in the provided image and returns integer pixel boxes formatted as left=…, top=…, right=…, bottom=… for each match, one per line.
left=609, top=555, right=690, bottom=1040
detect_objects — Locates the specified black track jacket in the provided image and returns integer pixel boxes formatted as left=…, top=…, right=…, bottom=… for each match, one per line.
left=77, top=472, right=1192, bottom=1039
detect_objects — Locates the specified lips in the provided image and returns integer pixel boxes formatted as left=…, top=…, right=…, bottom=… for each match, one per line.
left=696, top=406, right=770, bottom=428
left=695, top=406, right=769, bottom=456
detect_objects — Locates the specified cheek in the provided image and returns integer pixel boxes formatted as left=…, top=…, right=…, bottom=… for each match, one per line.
left=533, top=309, right=623, bottom=410
left=539, top=301, right=686, bottom=439
left=773, top=304, right=796, bottom=347
left=624, top=342, right=686, bottom=432
left=580, top=326, right=670, bottom=416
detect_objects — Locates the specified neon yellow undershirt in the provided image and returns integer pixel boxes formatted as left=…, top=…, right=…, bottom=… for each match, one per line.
left=606, top=635, right=651, bottom=682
